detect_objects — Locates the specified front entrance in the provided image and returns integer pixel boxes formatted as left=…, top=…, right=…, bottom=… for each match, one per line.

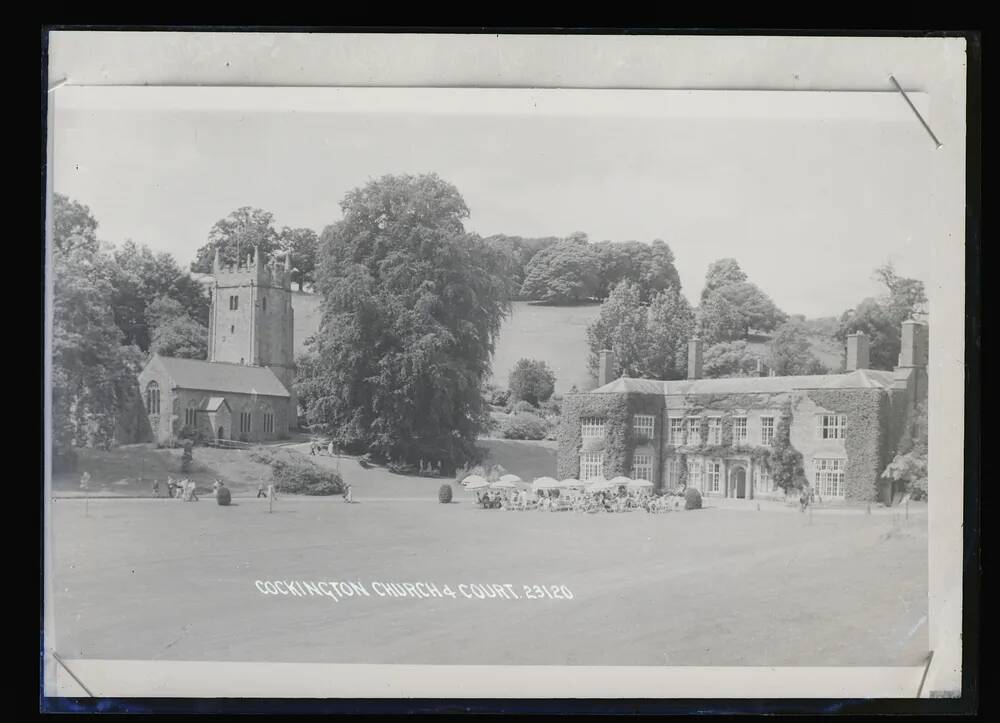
left=218, top=426, right=225, bottom=440
left=732, top=467, right=747, bottom=499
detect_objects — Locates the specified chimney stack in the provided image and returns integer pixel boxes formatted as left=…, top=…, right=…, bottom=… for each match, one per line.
left=846, top=331, right=871, bottom=371
left=687, top=338, right=703, bottom=380
left=598, top=349, right=616, bottom=387
left=898, top=320, right=928, bottom=368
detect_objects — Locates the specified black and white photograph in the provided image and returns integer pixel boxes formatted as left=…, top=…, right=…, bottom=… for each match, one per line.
left=41, top=32, right=973, bottom=706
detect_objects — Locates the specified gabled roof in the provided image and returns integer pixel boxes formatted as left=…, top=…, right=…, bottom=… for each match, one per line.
left=151, top=355, right=290, bottom=398
left=199, top=397, right=230, bottom=412
left=588, top=369, right=898, bottom=397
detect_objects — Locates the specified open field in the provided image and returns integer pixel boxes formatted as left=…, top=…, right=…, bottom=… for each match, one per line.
left=49, top=493, right=927, bottom=667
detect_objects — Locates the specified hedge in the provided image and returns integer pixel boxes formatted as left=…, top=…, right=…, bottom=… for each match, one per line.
left=250, top=450, right=345, bottom=496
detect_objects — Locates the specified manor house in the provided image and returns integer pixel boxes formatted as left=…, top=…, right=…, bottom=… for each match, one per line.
left=557, top=320, right=928, bottom=504
left=138, top=247, right=297, bottom=444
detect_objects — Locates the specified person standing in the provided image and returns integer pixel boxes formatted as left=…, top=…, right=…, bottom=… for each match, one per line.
left=257, top=482, right=267, bottom=499
left=309, top=440, right=316, bottom=456
left=327, top=440, right=334, bottom=457
left=152, top=479, right=160, bottom=498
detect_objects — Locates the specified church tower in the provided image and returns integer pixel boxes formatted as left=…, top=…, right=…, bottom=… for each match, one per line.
left=207, top=246, right=297, bottom=427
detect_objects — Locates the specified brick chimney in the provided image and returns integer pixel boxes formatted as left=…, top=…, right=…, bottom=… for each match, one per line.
left=846, top=331, right=871, bottom=371
left=598, top=349, right=616, bottom=387
left=898, top=320, right=929, bottom=368
left=687, top=338, right=703, bottom=380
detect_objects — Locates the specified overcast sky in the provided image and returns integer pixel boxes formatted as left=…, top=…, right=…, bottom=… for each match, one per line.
left=52, top=92, right=932, bottom=318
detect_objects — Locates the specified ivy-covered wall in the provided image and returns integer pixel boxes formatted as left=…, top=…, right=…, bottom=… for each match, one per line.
left=804, top=389, right=889, bottom=502
left=558, top=392, right=664, bottom=483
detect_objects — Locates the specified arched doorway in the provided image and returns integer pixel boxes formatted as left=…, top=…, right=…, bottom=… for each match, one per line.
left=218, top=426, right=225, bottom=440
left=732, top=466, right=748, bottom=499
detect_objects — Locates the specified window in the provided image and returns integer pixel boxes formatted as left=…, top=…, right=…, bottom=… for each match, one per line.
left=814, top=458, right=845, bottom=497
left=145, top=382, right=160, bottom=415
left=580, top=452, right=604, bottom=480
left=230, top=324, right=235, bottom=334
left=818, top=414, right=847, bottom=440
left=760, top=416, right=775, bottom=446
left=581, top=418, right=605, bottom=440
left=669, top=418, right=686, bottom=445
left=229, top=295, right=239, bottom=310
left=755, top=468, right=773, bottom=493
left=184, top=406, right=197, bottom=428
left=733, top=417, right=748, bottom=446
left=633, top=415, right=655, bottom=442
left=240, top=411, right=252, bottom=435
left=262, top=297, right=267, bottom=312
left=687, top=417, right=702, bottom=446
left=665, top=458, right=681, bottom=487
left=706, top=460, right=722, bottom=493
left=707, top=417, right=722, bottom=445
left=631, top=454, right=653, bottom=480
left=262, top=411, right=274, bottom=434
left=686, top=457, right=704, bottom=490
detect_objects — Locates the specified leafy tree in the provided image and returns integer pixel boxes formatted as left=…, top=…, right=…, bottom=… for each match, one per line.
left=51, top=244, right=145, bottom=464
left=146, top=296, right=208, bottom=359
left=51, top=193, right=99, bottom=254
left=837, top=263, right=928, bottom=370
left=586, top=281, right=695, bottom=381
left=702, top=340, right=761, bottom=378
left=770, top=410, right=807, bottom=492
left=484, top=234, right=560, bottom=294
left=520, top=235, right=601, bottom=303
left=508, top=358, right=556, bottom=406
left=882, top=399, right=928, bottom=500
left=701, top=257, right=748, bottom=302
left=190, top=207, right=281, bottom=273
left=279, top=226, right=319, bottom=292
left=699, top=280, right=785, bottom=343
left=303, top=173, right=514, bottom=468
left=593, top=239, right=682, bottom=301
left=767, top=319, right=827, bottom=375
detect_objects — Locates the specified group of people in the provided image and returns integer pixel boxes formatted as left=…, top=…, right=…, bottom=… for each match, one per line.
left=309, top=439, right=336, bottom=457
left=152, top=477, right=201, bottom=501
left=477, top=485, right=658, bottom=513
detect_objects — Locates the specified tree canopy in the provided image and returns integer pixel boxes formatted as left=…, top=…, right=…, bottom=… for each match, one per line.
left=508, top=358, right=557, bottom=406
left=51, top=193, right=100, bottom=254
left=191, top=207, right=282, bottom=273
left=702, top=340, right=760, bottom=379
left=279, top=226, right=319, bottom=291
left=697, top=259, right=786, bottom=344
left=300, top=173, right=514, bottom=468
left=519, top=235, right=601, bottom=303
left=766, top=319, right=827, bottom=376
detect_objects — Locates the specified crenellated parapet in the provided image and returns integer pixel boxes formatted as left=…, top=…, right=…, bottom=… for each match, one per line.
left=211, top=246, right=292, bottom=289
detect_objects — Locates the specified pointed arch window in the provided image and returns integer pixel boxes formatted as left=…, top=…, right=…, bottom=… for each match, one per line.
left=145, top=381, right=160, bottom=415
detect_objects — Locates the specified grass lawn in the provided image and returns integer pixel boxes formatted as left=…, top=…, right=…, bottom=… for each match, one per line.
left=49, top=493, right=927, bottom=667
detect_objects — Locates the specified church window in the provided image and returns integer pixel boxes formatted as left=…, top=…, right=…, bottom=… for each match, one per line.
left=262, top=297, right=267, bottom=312
left=229, top=295, right=239, bottom=310
left=240, top=410, right=252, bottom=435
left=145, top=381, right=160, bottom=415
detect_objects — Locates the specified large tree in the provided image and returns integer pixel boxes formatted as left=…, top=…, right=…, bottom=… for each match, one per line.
left=303, top=173, right=514, bottom=468
left=519, top=234, right=601, bottom=303
left=837, top=262, right=928, bottom=370
left=508, top=358, right=557, bottom=406
left=51, top=193, right=100, bottom=254
left=700, top=257, right=748, bottom=302
left=146, top=296, right=208, bottom=359
left=191, top=207, right=281, bottom=273
left=593, top=239, right=682, bottom=301
left=586, top=281, right=695, bottom=380
left=697, top=259, right=786, bottom=344
left=702, top=340, right=761, bottom=378
left=279, top=226, right=319, bottom=292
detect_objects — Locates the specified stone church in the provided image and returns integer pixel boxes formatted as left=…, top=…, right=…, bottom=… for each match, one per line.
left=138, top=246, right=298, bottom=444
left=558, top=320, right=928, bottom=504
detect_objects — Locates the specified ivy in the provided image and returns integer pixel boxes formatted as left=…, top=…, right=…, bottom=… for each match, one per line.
left=807, top=389, right=888, bottom=502
left=770, top=400, right=806, bottom=492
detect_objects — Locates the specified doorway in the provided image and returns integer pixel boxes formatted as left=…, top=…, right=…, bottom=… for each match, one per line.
left=218, top=426, right=225, bottom=440
left=733, top=467, right=747, bottom=499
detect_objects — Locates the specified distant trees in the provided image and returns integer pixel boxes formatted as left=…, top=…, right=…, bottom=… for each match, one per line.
left=702, top=341, right=760, bottom=379
left=300, top=173, right=514, bottom=468
left=586, top=280, right=695, bottom=381
left=518, top=234, right=684, bottom=305
left=508, top=358, right=556, bottom=406
left=279, top=226, right=319, bottom=291
left=837, top=262, right=928, bottom=370
left=52, top=193, right=100, bottom=254
left=484, top=234, right=560, bottom=296
left=146, top=296, right=208, bottom=359
left=766, top=319, right=827, bottom=376
left=697, top=262, right=786, bottom=345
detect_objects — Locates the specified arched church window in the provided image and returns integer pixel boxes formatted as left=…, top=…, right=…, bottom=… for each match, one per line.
left=146, top=381, right=160, bottom=415
left=262, top=297, right=267, bottom=312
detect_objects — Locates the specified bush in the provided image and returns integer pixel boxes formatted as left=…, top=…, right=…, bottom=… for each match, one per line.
left=488, top=387, right=511, bottom=407
left=216, top=486, right=232, bottom=506
left=511, top=400, right=536, bottom=414
left=501, top=412, right=548, bottom=440
left=684, top=487, right=703, bottom=510
left=508, top=358, right=557, bottom=406
left=438, top=484, right=453, bottom=503
left=251, top=450, right=345, bottom=495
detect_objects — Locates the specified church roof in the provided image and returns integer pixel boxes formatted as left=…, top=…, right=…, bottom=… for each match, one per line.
left=200, top=397, right=230, bottom=412
left=588, top=369, right=898, bottom=396
left=153, top=355, right=290, bottom=398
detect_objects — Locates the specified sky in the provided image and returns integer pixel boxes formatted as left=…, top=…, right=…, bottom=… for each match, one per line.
left=52, top=90, right=933, bottom=318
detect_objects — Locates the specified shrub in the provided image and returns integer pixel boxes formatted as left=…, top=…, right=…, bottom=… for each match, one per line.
left=488, top=387, right=511, bottom=407
left=252, top=450, right=345, bottom=495
left=512, top=400, right=536, bottom=414
left=438, top=484, right=453, bottom=503
left=684, top=487, right=703, bottom=510
left=508, top=358, right=556, bottom=406
left=216, top=486, right=232, bottom=506
left=501, top=412, right=548, bottom=440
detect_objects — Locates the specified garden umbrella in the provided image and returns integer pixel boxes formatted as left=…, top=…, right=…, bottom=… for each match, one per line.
left=532, top=476, right=561, bottom=490
left=499, top=473, right=523, bottom=485
left=609, top=476, right=633, bottom=487
left=491, top=479, right=520, bottom=489
left=587, top=478, right=619, bottom=493
left=464, top=477, right=491, bottom=490
left=462, top=474, right=488, bottom=488
left=628, top=478, right=654, bottom=489
left=560, top=478, right=586, bottom=489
